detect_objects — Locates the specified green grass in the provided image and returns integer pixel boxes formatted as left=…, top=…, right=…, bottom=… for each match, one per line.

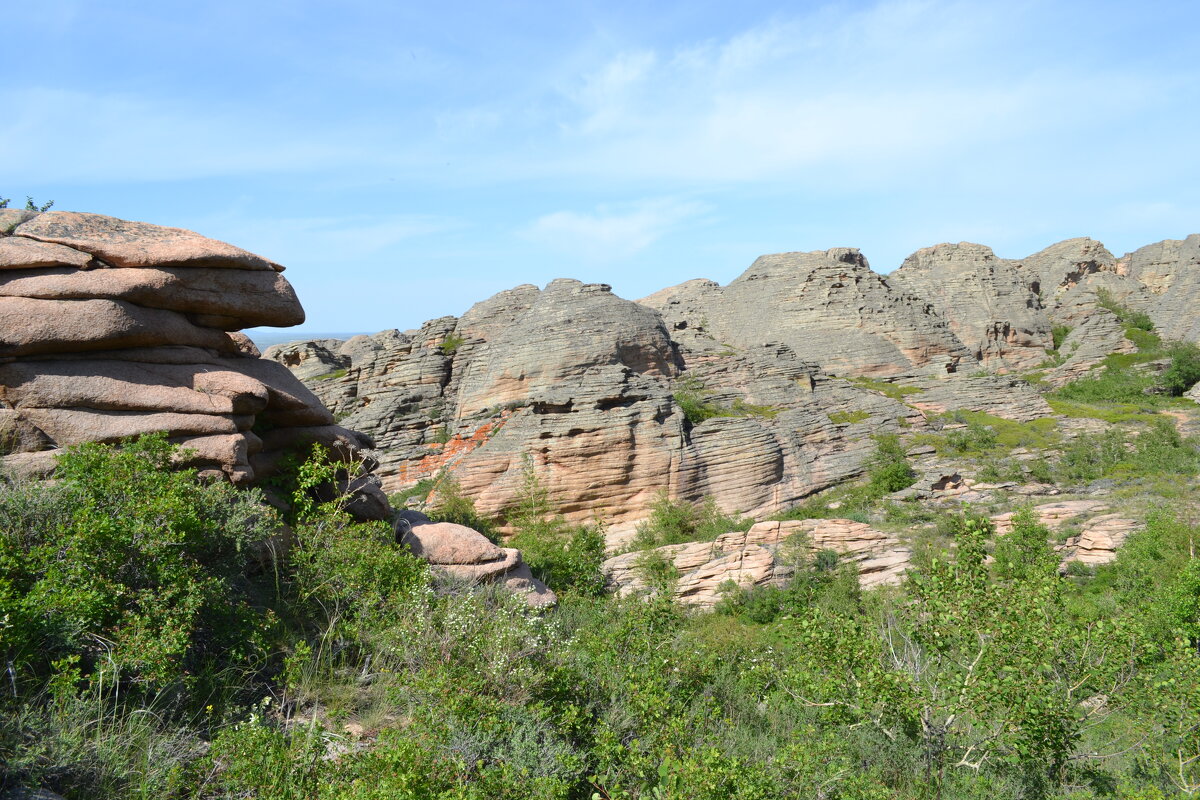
left=828, top=410, right=871, bottom=425
left=848, top=376, right=923, bottom=401
left=1045, top=397, right=1169, bottom=425
left=915, top=411, right=1059, bottom=456
left=673, top=376, right=782, bottom=424
left=311, top=368, right=347, bottom=381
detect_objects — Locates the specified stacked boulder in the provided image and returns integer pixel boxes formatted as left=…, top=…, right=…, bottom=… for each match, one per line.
left=395, top=511, right=556, bottom=607
left=0, top=211, right=378, bottom=501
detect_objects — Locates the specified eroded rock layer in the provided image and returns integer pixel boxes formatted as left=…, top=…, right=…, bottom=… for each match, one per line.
left=0, top=211, right=372, bottom=488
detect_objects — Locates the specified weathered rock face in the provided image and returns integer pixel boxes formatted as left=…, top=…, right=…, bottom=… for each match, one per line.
left=890, top=243, right=1052, bottom=370
left=1118, top=234, right=1200, bottom=343
left=1041, top=309, right=1136, bottom=389
left=269, top=232, right=1199, bottom=547
left=601, top=518, right=910, bottom=607
left=279, top=278, right=923, bottom=543
left=643, top=248, right=975, bottom=378
left=1018, top=238, right=1118, bottom=310
left=0, top=211, right=373, bottom=489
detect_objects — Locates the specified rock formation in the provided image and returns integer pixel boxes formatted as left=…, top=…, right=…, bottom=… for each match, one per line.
left=272, top=277, right=927, bottom=542
left=642, top=248, right=975, bottom=377
left=0, top=211, right=380, bottom=507
left=889, top=243, right=1052, bottom=370
left=267, top=231, right=1200, bottom=550
left=601, top=518, right=910, bottom=607
left=395, top=511, right=556, bottom=607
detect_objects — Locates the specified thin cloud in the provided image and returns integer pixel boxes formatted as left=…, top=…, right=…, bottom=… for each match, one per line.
left=523, top=198, right=707, bottom=259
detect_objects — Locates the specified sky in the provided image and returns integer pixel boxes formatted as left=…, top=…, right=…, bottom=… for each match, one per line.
left=5, top=0, right=1199, bottom=336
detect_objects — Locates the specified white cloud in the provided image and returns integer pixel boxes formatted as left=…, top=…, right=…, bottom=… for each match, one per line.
left=508, top=1, right=1161, bottom=185
left=523, top=198, right=707, bottom=259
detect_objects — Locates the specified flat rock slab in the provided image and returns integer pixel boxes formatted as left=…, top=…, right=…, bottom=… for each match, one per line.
left=0, top=236, right=93, bottom=269
left=13, top=211, right=282, bottom=271
left=1059, top=515, right=1140, bottom=566
left=991, top=500, right=1110, bottom=535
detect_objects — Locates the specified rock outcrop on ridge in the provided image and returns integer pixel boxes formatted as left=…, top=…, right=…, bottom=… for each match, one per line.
left=0, top=211, right=377, bottom=499
left=274, top=277, right=935, bottom=541
left=642, top=248, right=974, bottom=377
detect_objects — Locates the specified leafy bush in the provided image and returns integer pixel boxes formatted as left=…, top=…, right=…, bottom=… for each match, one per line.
left=866, top=433, right=916, bottom=494
left=426, top=474, right=500, bottom=541
left=440, top=332, right=466, bottom=355
left=506, top=456, right=606, bottom=596
left=630, top=491, right=751, bottom=549
left=1162, top=340, right=1200, bottom=396
left=992, top=508, right=1058, bottom=581
left=0, top=434, right=277, bottom=696
left=1051, top=325, right=1072, bottom=351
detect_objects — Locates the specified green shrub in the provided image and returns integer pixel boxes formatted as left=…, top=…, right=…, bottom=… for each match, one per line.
left=866, top=434, right=916, bottom=494
left=426, top=474, right=500, bottom=541
left=992, top=507, right=1058, bottom=581
left=440, top=332, right=467, bottom=355
left=0, top=434, right=277, bottom=696
left=630, top=491, right=751, bottom=550
left=1096, top=287, right=1154, bottom=331
left=848, top=376, right=923, bottom=401
left=1051, top=325, right=1072, bottom=351
left=506, top=456, right=606, bottom=596
left=1162, top=341, right=1200, bottom=396
left=828, top=409, right=870, bottom=424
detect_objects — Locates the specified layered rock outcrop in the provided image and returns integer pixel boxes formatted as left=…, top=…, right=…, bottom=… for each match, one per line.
left=274, top=277, right=924, bottom=542
left=642, top=248, right=975, bottom=377
left=0, top=211, right=375, bottom=492
left=889, top=243, right=1052, bottom=370
left=268, top=232, right=1200, bottom=547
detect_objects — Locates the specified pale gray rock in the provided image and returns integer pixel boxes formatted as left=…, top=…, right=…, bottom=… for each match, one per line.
left=1042, top=309, right=1136, bottom=388
left=642, top=249, right=975, bottom=377
left=905, top=374, right=1053, bottom=422
left=890, top=242, right=1052, bottom=370
left=1119, top=234, right=1200, bottom=342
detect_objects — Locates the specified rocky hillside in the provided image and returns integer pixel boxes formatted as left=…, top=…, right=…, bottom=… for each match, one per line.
left=267, top=234, right=1200, bottom=550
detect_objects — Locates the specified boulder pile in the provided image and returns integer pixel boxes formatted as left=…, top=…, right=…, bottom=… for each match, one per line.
left=0, top=210, right=378, bottom=499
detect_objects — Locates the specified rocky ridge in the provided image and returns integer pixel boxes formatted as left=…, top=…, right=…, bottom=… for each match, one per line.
left=270, top=232, right=1200, bottom=550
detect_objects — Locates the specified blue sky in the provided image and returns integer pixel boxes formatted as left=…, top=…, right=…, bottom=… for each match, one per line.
left=6, top=1, right=1199, bottom=335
